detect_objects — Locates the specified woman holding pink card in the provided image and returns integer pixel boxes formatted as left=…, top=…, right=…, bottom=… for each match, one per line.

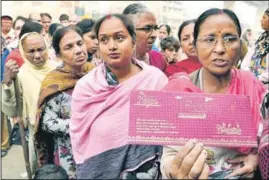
left=161, top=8, right=267, bottom=179
left=70, top=14, right=168, bottom=179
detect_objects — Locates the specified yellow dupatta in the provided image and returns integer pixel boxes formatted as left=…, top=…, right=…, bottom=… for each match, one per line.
left=18, top=32, right=55, bottom=126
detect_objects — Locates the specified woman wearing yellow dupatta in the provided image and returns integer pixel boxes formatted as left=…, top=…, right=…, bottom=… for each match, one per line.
left=2, top=32, right=55, bottom=174
left=34, top=26, right=94, bottom=179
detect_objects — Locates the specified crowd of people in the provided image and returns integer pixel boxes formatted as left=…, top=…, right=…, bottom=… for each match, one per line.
left=1, top=3, right=268, bottom=179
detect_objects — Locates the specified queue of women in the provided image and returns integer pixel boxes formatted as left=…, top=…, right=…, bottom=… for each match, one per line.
left=2, top=3, right=269, bottom=179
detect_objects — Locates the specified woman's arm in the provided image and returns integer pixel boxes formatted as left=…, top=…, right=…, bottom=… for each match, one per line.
left=41, top=93, right=70, bottom=136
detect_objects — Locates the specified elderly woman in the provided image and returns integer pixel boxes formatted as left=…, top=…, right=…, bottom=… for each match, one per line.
left=34, top=26, right=94, bottom=178
left=241, top=8, right=269, bottom=87
left=2, top=32, right=55, bottom=174
left=70, top=14, right=168, bottom=179
left=161, top=8, right=266, bottom=179
left=165, top=19, right=202, bottom=77
left=123, top=3, right=167, bottom=73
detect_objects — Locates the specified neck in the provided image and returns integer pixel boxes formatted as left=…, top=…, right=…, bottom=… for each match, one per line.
left=108, top=59, right=140, bottom=84
left=201, top=68, right=231, bottom=93
left=63, top=63, right=83, bottom=73
left=136, top=52, right=149, bottom=65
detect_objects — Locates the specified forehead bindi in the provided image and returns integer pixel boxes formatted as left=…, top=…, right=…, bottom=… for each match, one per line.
left=199, top=14, right=238, bottom=36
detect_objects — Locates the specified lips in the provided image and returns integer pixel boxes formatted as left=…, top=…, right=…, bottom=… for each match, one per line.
left=213, top=59, right=229, bottom=67
left=76, top=56, right=86, bottom=62
left=108, top=53, right=120, bottom=59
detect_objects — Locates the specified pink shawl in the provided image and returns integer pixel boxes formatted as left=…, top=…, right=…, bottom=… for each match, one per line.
left=163, top=69, right=266, bottom=153
left=70, top=60, right=168, bottom=164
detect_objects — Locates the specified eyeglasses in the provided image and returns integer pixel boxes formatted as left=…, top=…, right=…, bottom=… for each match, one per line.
left=196, top=35, right=239, bottom=48
left=136, top=25, right=159, bottom=34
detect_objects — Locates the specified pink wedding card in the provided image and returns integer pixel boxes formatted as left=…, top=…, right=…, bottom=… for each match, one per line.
left=128, top=90, right=257, bottom=148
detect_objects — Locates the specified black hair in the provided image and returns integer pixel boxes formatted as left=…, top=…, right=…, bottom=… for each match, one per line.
left=59, top=14, right=69, bottom=21
left=76, top=19, right=95, bottom=34
left=52, top=25, right=83, bottom=55
left=159, top=24, right=171, bottom=36
left=12, top=16, right=29, bottom=29
left=193, top=8, right=241, bottom=46
left=33, top=164, right=68, bottom=179
left=48, top=23, right=63, bottom=37
left=177, top=19, right=196, bottom=41
left=40, top=13, right=52, bottom=20
left=160, top=36, right=180, bottom=51
left=1, top=15, right=13, bottom=21
left=19, top=21, right=43, bottom=39
left=265, top=8, right=269, bottom=16
left=94, top=14, right=136, bottom=42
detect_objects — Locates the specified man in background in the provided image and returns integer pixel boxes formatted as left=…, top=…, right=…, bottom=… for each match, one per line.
left=1, top=15, right=15, bottom=47
left=40, top=13, right=52, bottom=33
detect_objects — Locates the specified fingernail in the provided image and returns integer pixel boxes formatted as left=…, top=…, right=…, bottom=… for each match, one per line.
left=192, top=139, right=197, bottom=144
left=199, top=142, right=204, bottom=147
left=203, top=150, right=207, bottom=156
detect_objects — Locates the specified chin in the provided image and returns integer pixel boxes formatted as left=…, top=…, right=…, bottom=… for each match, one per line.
left=209, top=68, right=231, bottom=77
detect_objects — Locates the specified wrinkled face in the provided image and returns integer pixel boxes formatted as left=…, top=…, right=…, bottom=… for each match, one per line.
left=14, top=19, right=25, bottom=38
left=58, top=30, right=88, bottom=68
left=41, top=16, right=52, bottom=33
left=98, top=17, right=135, bottom=69
left=1, top=19, right=13, bottom=33
left=159, top=26, right=169, bottom=40
left=135, top=12, right=157, bottom=57
left=195, top=14, right=241, bottom=76
left=83, top=31, right=98, bottom=54
left=60, top=20, right=69, bottom=27
left=162, top=46, right=178, bottom=63
left=180, top=23, right=196, bottom=57
left=261, top=13, right=269, bottom=31
left=23, top=34, right=48, bottom=67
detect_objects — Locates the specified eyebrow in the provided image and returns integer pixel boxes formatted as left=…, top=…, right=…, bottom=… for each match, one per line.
left=99, top=30, right=125, bottom=37
left=63, top=39, right=82, bottom=48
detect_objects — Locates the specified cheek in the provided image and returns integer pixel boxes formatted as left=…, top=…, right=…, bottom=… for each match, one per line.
left=42, top=52, right=49, bottom=60
left=137, top=33, right=147, bottom=45
left=181, top=42, right=189, bottom=52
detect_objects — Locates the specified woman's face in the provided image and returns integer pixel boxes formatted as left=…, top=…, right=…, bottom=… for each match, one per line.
left=98, top=17, right=135, bottom=69
left=14, top=19, right=25, bottom=39
left=83, top=31, right=98, bottom=54
left=180, top=23, right=196, bottom=57
left=261, top=13, right=269, bottom=31
left=58, top=30, right=88, bottom=68
left=23, top=34, right=48, bottom=67
left=135, top=12, right=158, bottom=58
left=159, top=26, right=169, bottom=40
left=195, top=14, right=241, bottom=76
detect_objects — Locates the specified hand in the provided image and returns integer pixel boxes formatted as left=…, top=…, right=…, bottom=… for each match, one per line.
left=225, top=153, right=258, bottom=179
left=3, top=60, right=19, bottom=86
left=169, top=139, right=210, bottom=179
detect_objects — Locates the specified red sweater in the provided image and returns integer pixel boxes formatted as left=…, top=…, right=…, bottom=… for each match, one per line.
left=165, top=56, right=202, bottom=77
